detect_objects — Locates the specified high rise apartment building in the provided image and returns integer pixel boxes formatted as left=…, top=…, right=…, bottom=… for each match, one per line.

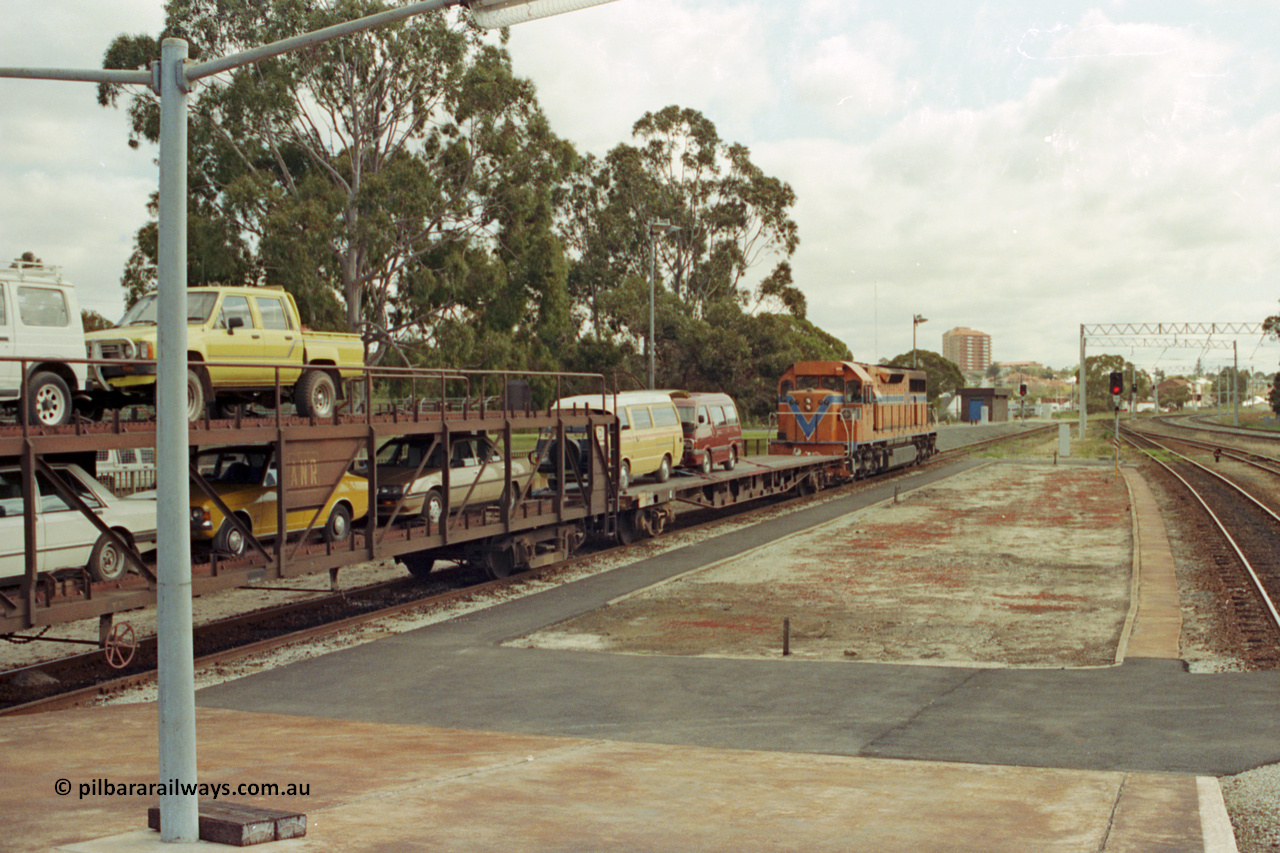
left=942, top=327, right=992, bottom=372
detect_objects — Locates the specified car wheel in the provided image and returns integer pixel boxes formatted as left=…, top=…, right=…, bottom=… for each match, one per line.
left=324, top=503, right=352, bottom=545
left=483, top=545, right=522, bottom=580
left=27, top=371, right=71, bottom=427
left=88, top=531, right=130, bottom=582
left=616, top=510, right=639, bottom=544
left=401, top=552, right=435, bottom=579
left=656, top=455, right=671, bottom=483
left=295, top=369, right=336, bottom=418
left=724, top=445, right=737, bottom=471
left=699, top=452, right=712, bottom=476
left=186, top=368, right=208, bottom=422
left=618, top=460, right=630, bottom=491
left=422, top=489, right=445, bottom=527
left=214, top=518, right=249, bottom=556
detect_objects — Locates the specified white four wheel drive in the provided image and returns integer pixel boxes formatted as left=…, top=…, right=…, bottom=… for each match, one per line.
left=0, top=258, right=87, bottom=427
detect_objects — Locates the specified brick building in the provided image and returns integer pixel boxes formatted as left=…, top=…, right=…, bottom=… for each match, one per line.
left=942, top=327, right=992, bottom=372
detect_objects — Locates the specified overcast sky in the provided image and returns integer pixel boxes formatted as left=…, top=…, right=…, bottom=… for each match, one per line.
left=3, top=0, right=1278, bottom=375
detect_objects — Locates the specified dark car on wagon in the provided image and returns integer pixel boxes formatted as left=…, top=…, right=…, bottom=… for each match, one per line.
left=670, top=391, right=744, bottom=475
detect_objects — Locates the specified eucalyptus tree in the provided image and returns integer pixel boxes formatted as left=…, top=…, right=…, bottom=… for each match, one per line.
left=100, top=0, right=574, bottom=366
left=563, top=106, right=804, bottom=335
left=886, top=350, right=965, bottom=404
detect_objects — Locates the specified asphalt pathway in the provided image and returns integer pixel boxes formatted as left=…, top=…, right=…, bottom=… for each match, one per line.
left=198, top=455, right=1280, bottom=778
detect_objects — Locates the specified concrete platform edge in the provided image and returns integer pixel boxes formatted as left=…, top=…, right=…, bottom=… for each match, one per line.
left=1198, top=776, right=1240, bottom=853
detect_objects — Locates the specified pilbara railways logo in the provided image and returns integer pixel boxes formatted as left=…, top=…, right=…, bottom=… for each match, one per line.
left=780, top=394, right=841, bottom=440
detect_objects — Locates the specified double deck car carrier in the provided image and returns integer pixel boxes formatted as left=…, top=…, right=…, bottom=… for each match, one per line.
left=0, top=361, right=843, bottom=654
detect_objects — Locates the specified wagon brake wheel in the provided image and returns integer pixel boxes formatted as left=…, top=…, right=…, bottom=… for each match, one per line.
left=103, top=621, right=137, bottom=670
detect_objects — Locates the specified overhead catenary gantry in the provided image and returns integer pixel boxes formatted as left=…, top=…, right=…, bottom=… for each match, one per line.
left=1079, top=322, right=1266, bottom=434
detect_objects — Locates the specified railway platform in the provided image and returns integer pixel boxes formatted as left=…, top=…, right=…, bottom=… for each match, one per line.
left=0, top=704, right=1236, bottom=852
left=2, top=455, right=1269, bottom=852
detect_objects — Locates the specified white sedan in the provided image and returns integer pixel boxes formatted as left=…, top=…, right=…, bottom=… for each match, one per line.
left=374, top=432, right=533, bottom=524
left=0, top=463, right=157, bottom=584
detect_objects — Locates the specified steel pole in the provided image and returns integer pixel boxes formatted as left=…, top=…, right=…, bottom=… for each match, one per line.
left=1233, top=341, right=1239, bottom=427
left=648, top=227, right=656, bottom=390
left=154, top=38, right=199, bottom=842
left=1079, top=325, right=1086, bottom=445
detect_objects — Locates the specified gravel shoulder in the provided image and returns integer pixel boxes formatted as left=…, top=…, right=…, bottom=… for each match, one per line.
left=513, top=462, right=1134, bottom=668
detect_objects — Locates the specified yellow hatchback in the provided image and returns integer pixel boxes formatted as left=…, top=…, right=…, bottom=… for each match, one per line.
left=190, top=444, right=369, bottom=556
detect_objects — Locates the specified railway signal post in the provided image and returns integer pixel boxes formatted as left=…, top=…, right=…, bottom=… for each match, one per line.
left=1110, top=371, right=1123, bottom=468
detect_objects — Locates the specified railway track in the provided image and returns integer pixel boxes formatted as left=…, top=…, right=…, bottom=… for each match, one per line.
left=1122, top=425, right=1280, bottom=666
left=1153, top=412, right=1280, bottom=445
left=0, top=424, right=1057, bottom=715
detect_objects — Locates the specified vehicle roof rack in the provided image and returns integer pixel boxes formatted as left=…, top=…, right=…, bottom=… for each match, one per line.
left=6, top=257, right=65, bottom=284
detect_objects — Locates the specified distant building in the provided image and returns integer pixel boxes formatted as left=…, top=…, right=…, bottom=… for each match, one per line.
left=958, top=387, right=1010, bottom=423
left=942, top=327, right=992, bottom=372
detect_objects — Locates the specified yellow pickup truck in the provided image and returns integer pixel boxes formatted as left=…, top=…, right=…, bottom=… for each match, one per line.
left=85, top=286, right=365, bottom=420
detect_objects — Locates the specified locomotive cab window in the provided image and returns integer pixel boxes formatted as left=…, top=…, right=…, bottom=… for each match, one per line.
left=910, top=378, right=927, bottom=393
left=795, top=376, right=841, bottom=391
left=780, top=380, right=793, bottom=395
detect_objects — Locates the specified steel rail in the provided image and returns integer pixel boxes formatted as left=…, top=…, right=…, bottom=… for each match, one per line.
left=1153, top=413, right=1280, bottom=443
left=0, top=573, right=504, bottom=717
left=1121, top=428, right=1280, bottom=634
left=1130, top=429, right=1280, bottom=478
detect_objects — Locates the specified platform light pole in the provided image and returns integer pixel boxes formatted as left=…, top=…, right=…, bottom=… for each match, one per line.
left=648, top=220, right=678, bottom=389
left=912, top=314, right=927, bottom=368
left=2, top=0, right=616, bottom=841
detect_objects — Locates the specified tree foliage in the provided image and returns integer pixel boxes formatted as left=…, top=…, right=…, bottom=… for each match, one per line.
left=560, top=106, right=803, bottom=336
left=100, top=0, right=575, bottom=366
left=885, top=350, right=964, bottom=404
left=98, top=6, right=846, bottom=402
left=1079, top=354, right=1151, bottom=413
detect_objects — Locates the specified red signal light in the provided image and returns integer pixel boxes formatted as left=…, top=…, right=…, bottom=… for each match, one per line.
left=1108, top=371, right=1124, bottom=396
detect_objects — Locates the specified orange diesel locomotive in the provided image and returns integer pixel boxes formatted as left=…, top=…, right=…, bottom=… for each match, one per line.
left=770, top=361, right=937, bottom=478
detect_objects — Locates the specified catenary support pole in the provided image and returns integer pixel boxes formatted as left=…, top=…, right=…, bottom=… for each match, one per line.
left=1079, top=326, right=1086, bottom=446
left=155, top=38, right=199, bottom=843
left=1233, top=341, right=1239, bottom=427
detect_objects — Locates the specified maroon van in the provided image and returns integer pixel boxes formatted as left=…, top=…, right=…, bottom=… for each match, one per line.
left=670, top=391, right=744, bottom=474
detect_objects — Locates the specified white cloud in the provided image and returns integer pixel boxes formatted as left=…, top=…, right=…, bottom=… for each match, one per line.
left=506, top=0, right=778, bottom=154
left=1, top=0, right=1277, bottom=371
left=753, top=10, right=1280, bottom=365
left=789, top=23, right=917, bottom=124
left=0, top=0, right=163, bottom=319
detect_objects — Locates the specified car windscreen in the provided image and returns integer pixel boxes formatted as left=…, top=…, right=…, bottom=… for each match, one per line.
left=197, top=450, right=271, bottom=484
left=117, top=291, right=220, bottom=327
left=376, top=439, right=443, bottom=470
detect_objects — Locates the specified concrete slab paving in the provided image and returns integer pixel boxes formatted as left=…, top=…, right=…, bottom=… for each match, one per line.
left=0, top=455, right=1258, bottom=851
left=0, top=705, right=1229, bottom=853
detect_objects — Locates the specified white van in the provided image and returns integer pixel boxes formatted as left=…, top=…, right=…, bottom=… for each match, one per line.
left=552, top=391, right=684, bottom=489
left=0, top=258, right=87, bottom=426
